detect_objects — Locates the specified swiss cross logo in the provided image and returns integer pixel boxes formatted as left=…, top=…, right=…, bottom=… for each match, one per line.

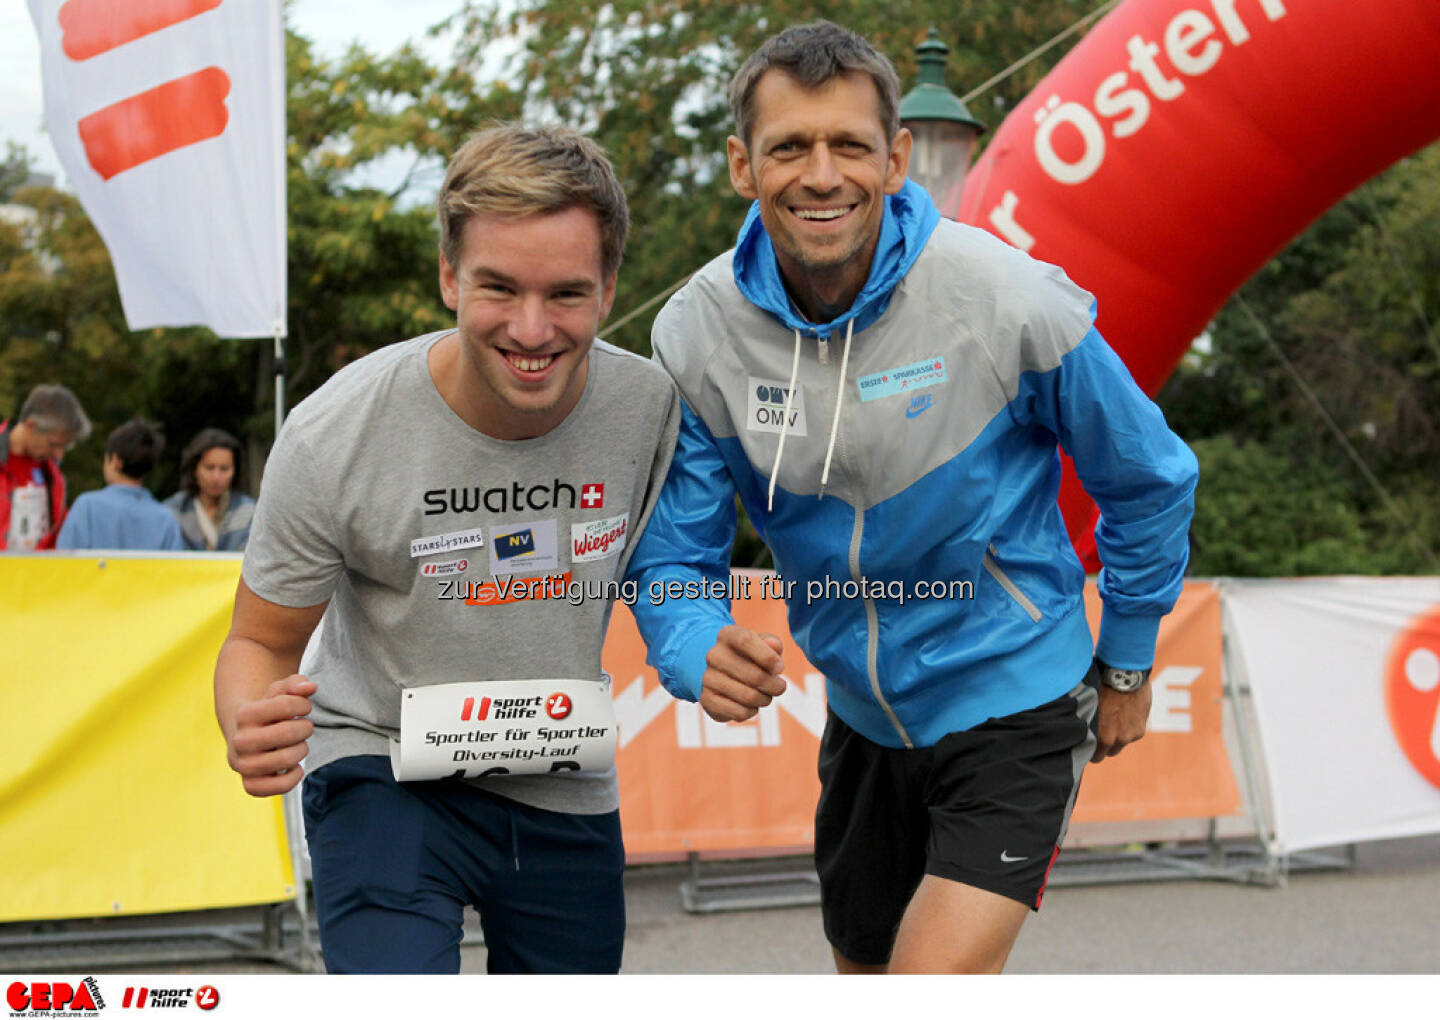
left=461, top=696, right=493, bottom=722
left=1386, top=605, right=1440, bottom=790
left=58, top=0, right=231, bottom=180
left=580, top=483, right=605, bottom=509
left=546, top=693, right=573, bottom=720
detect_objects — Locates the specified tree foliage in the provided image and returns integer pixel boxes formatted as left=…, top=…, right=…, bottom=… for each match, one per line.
left=1161, top=143, right=1440, bottom=575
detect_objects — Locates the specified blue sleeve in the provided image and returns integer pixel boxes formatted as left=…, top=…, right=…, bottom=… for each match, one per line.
left=623, top=400, right=739, bottom=701
left=160, top=515, right=185, bottom=551
left=55, top=496, right=90, bottom=550
left=1016, top=325, right=1198, bottom=670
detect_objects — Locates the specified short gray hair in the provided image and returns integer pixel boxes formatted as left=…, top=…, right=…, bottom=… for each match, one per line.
left=17, top=383, right=90, bottom=441
left=730, top=21, right=902, bottom=147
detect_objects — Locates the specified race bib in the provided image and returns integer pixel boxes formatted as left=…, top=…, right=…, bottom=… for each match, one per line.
left=8, top=485, right=49, bottom=551
left=389, top=677, right=617, bottom=782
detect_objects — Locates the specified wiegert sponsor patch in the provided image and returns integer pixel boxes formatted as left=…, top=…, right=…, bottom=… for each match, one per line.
left=410, top=527, right=486, bottom=558
left=857, top=356, right=947, bottom=402
left=488, top=519, right=558, bottom=575
left=746, top=377, right=807, bottom=436
left=571, top=513, right=629, bottom=563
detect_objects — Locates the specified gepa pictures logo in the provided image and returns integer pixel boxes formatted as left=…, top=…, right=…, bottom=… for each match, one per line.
left=6, top=979, right=104, bottom=1014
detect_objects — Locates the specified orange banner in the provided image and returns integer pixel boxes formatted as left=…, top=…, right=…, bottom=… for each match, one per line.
left=1072, top=581, right=1240, bottom=823
left=608, top=574, right=1239, bottom=857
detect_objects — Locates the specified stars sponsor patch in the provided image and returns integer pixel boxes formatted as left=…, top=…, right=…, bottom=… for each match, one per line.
left=410, top=527, right=486, bottom=558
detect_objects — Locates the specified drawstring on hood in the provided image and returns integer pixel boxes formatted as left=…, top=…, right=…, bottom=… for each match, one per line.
left=737, top=180, right=941, bottom=510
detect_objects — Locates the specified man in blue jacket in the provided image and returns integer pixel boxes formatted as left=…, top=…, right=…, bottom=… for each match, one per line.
left=626, top=21, right=1198, bottom=973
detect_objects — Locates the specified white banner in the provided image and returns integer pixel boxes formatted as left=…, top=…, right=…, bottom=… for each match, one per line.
left=27, top=0, right=286, bottom=338
left=1223, top=577, right=1440, bottom=853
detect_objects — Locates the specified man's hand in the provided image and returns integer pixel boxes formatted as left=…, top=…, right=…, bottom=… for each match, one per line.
left=700, top=625, right=786, bottom=722
left=1091, top=682, right=1152, bottom=762
left=225, top=674, right=316, bottom=797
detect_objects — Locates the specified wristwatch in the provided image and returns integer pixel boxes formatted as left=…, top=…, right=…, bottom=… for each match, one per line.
left=1096, top=658, right=1151, bottom=693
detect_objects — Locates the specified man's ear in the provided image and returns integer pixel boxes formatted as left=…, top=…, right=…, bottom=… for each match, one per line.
left=599, top=272, right=618, bottom=322
left=439, top=253, right=459, bottom=312
left=727, top=135, right=758, bottom=200
left=884, top=126, right=913, bottom=195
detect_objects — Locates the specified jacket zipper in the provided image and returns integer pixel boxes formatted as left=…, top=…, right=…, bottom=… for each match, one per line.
left=825, top=333, right=911, bottom=749
left=982, top=545, right=1043, bottom=622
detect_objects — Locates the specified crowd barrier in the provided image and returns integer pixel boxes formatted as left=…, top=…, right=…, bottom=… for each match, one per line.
left=3, top=555, right=1437, bottom=950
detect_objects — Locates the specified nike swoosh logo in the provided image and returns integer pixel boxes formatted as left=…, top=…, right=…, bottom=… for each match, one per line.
left=1000, top=851, right=1029, bottom=863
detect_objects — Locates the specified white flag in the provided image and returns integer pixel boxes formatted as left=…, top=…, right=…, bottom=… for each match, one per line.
left=27, top=0, right=286, bottom=338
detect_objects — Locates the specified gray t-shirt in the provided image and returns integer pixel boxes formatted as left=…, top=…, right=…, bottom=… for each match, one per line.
left=242, top=331, right=680, bottom=814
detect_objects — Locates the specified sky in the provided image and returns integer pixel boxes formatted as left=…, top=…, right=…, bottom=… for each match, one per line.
left=1, top=1, right=465, bottom=186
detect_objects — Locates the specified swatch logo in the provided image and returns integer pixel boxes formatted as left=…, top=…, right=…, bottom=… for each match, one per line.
left=58, top=0, right=230, bottom=180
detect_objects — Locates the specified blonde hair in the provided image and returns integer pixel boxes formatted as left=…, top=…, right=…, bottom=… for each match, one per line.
left=437, top=123, right=629, bottom=279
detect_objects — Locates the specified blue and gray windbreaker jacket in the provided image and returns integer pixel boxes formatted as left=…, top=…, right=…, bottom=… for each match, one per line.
left=625, top=180, right=1198, bottom=749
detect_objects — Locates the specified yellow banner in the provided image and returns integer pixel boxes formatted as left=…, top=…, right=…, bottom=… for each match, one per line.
left=0, top=555, right=294, bottom=922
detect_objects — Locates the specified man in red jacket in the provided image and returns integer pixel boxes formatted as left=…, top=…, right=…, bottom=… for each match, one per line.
left=1, top=384, right=91, bottom=551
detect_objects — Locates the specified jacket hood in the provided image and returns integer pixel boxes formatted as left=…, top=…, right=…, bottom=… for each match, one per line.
left=731, top=178, right=941, bottom=339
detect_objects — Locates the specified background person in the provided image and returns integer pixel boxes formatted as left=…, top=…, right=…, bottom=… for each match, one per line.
left=626, top=21, right=1198, bottom=974
left=0, top=383, right=90, bottom=551
left=164, top=428, right=255, bottom=551
left=56, top=418, right=183, bottom=551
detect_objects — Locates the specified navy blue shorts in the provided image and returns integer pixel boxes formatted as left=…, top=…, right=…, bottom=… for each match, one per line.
left=301, top=755, right=625, bottom=974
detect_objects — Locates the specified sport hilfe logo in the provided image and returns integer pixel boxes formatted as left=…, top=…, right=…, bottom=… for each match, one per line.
left=461, top=696, right=492, bottom=722
left=58, top=0, right=231, bottom=180
left=120, top=985, right=219, bottom=1010
left=546, top=693, right=573, bottom=720
left=1386, top=605, right=1440, bottom=790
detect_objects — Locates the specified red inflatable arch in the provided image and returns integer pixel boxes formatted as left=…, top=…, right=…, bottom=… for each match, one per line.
left=953, top=0, right=1440, bottom=570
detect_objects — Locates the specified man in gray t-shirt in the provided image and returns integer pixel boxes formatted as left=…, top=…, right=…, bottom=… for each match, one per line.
left=215, top=125, right=679, bottom=974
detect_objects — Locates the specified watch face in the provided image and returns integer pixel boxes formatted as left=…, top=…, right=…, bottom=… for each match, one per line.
left=1104, top=668, right=1145, bottom=692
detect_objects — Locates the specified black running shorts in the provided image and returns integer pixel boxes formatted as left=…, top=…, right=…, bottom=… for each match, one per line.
left=814, top=668, right=1099, bottom=966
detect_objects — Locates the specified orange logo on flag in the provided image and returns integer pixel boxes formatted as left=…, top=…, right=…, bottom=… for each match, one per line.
left=78, top=68, right=231, bottom=181
left=59, top=0, right=223, bottom=61
left=57, top=0, right=232, bottom=180
left=1385, top=605, right=1440, bottom=790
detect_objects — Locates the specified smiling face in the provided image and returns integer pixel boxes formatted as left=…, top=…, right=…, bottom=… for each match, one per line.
left=728, top=69, right=911, bottom=315
left=438, top=206, right=616, bottom=440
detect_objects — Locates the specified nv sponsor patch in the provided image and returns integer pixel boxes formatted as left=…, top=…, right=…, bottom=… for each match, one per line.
left=857, top=356, right=947, bottom=403
left=746, top=377, right=808, bottom=436
left=488, top=519, right=558, bottom=575
left=410, top=527, right=485, bottom=558
left=571, top=513, right=629, bottom=563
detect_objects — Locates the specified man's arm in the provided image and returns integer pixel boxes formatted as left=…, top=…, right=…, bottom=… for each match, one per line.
left=1016, top=317, right=1198, bottom=761
left=624, top=400, right=786, bottom=721
left=214, top=577, right=327, bottom=796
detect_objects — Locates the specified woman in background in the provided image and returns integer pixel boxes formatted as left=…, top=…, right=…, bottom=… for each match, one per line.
left=164, top=428, right=255, bottom=551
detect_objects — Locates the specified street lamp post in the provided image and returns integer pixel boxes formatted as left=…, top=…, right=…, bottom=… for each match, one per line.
left=898, top=28, right=986, bottom=217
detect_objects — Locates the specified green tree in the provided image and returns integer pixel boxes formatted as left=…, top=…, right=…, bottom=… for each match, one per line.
left=1161, top=143, right=1440, bottom=575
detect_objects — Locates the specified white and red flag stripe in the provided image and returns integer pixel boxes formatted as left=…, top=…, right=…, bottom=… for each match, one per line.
left=27, top=0, right=286, bottom=338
